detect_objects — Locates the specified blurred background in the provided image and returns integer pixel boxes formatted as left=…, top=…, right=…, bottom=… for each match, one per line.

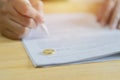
left=42, top=0, right=104, bottom=14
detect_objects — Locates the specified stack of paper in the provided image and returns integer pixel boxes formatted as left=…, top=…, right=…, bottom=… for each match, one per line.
left=22, top=14, right=120, bottom=67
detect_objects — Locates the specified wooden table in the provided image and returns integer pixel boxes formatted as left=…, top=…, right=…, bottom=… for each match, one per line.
left=0, top=1, right=120, bottom=80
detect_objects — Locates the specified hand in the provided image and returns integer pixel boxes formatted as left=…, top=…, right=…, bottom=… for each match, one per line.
left=0, top=0, right=44, bottom=40
left=96, top=0, right=120, bottom=29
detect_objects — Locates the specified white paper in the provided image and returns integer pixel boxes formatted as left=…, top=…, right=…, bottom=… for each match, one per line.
left=22, top=14, right=120, bottom=67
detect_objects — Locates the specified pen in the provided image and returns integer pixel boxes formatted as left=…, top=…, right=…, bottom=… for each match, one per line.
left=40, top=23, right=49, bottom=36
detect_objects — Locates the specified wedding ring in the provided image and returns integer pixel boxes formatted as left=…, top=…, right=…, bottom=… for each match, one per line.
left=43, top=49, right=55, bottom=55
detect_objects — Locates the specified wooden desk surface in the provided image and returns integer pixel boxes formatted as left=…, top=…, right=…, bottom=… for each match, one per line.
left=0, top=1, right=120, bottom=80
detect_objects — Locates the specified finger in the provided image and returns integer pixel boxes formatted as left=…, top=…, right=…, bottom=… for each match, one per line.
left=29, top=0, right=43, bottom=11
left=109, top=0, right=119, bottom=29
left=2, top=28, right=29, bottom=40
left=96, top=0, right=108, bottom=22
left=98, top=0, right=117, bottom=26
left=2, top=29, right=20, bottom=40
left=118, top=23, right=120, bottom=29
left=0, top=1, right=8, bottom=15
left=117, top=19, right=120, bottom=29
left=6, top=2, right=36, bottom=28
left=7, top=9, right=37, bottom=28
left=9, top=14, right=37, bottom=28
left=0, top=23, right=5, bottom=32
left=9, top=0, right=42, bottom=23
left=5, top=17, right=27, bottom=36
left=29, top=0, right=44, bottom=22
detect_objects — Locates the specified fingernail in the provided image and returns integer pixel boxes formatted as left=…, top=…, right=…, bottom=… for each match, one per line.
left=37, top=14, right=45, bottom=23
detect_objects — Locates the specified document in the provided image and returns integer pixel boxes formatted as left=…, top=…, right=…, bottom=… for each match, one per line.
left=22, top=14, right=120, bottom=67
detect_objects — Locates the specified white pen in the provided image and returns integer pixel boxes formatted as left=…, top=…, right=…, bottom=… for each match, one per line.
left=40, top=23, right=49, bottom=36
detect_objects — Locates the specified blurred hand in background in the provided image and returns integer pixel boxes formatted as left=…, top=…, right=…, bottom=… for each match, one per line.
left=97, top=0, right=120, bottom=29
